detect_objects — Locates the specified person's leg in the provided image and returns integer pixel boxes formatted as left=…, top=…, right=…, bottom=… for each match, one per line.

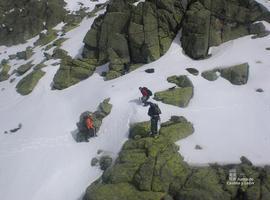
left=153, top=118, right=158, bottom=135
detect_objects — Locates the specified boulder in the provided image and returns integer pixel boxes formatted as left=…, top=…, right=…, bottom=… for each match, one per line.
left=186, top=68, right=199, bottom=76
left=100, top=156, right=113, bottom=171
left=16, top=47, right=34, bottom=60
left=16, top=61, right=34, bottom=76
left=219, top=63, right=249, bottom=85
left=0, top=63, right=11, bottom=82
left=16, top=70, right=45, bottom=95
left=53, top=58, right=96, bottom=90
left=201, top=69, right=219, bottom=81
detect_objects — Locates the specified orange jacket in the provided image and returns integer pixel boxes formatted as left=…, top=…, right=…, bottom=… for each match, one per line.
left=85, top=117, right=94, bottom=129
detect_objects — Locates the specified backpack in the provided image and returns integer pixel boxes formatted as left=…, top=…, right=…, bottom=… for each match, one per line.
left=147, top=88, right=153, bottom=96
left=148, top=103, right=161, bottom=116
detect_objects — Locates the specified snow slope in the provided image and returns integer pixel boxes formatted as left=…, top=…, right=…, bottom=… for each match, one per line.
left=1, top=2, right=270, bottom=200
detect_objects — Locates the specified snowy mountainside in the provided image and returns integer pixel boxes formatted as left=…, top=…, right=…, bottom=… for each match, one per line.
left=0, top=0, right=270, bottom=200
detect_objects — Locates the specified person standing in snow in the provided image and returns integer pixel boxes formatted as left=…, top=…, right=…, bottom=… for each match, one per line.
left=148, top=102, right=161, bottom=137
left=84, top=114, right=96, bottom=141
left=139, top=87, right=152, bottom=106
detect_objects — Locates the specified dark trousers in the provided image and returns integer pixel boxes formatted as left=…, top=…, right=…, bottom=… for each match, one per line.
left=151, top=116, right=159, bottom=135
left=85, top=128, right=96, bottom=140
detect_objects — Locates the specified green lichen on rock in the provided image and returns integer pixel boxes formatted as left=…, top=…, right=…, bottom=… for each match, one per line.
left=84, top=115, right=270, bottom=200
left=16, top=61, right=34, bottom=76
left=33, top=62, right=47, bottom=70
left=0, top=0, right=67, bottom=46
left=16, top=70, right=45, bottom=95
left=16, top=47, right=34, bottom=60
left=181, top=0, right=270, bottom=59
left=154, top=75, right=194, bottom=107
left=34, top=30, right=58, bottom=46
left=82, top=0, right=186, bottom=79
left=0, top=63, right=11, bottom=82
left=219, top=63, right=249, bottom=85
left=201, top=69, right=219, bottom=81
left=129, top=121, right=151, bottom=139
left=105, top=70, right=122, bottom=80
left=53, top=57, right=96, bottom=90
left=98, top=98, right=113, bottom=116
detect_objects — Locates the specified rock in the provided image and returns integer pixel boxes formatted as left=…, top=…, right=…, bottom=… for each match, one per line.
left=0, top=63, right=11, bottom=82
left=105, top=70, right=121, bottom=80
left=16, top=70, right=45, bottom=95
left=52, top=38, right=67, bottom=47
left=186, top=68, right=199, bottom=76
left=1, top=59, right=8, bottom=65
left=240, top=156, right=253, bottom=166
left=91, top=157, right=99, bottom=166
left=167, top=75, right=193, bottom=88
left=97, top=150, right=103, bottom=155
left=154, top=87, right=193, bottom=107
left=219, top=63, right=249, bottom=85
left=201, top=70, right=219, bottom=81
left=181, top=0, right=270, bottom=59
left=256, top=88, right=264, bottom=93
left=16, top=61, right=34, bottom=76
left=76, top=99, right=112, bottom=142
left=34, top=30, right=58, bottom=46
left=44, top=52, right=52, bottom=60
left=0, top=0, right=67, bottom=46
left=195, top=145, right=203, bottom=150
left=34, top=62, right=47, bottom=70
left=16, top=47, right=33, bottom=60
left=266, top=47, right=270, bottom=50
left=52, top=48, right=69, bottom=60
left=8, top=54, right=17, bottom=60
left=82, top=0, right=185, bottom=78
left=53, top=58, right=96, bottom=90
left=175, top=168, right=231, bottom=200
left=145, top=68, right=155, bottom=73
left=129, top=121, right=151, bottom=139
left=98, top=98, right=112, bottom=116
left=99, top=156, right=113, bottom=171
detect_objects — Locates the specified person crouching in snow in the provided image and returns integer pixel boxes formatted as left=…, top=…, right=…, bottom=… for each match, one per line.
left=84, top=114, right=96, bottom=141
left=148, top=102, right=161, bottom=137
left=139, top=87, right=152, bottom=106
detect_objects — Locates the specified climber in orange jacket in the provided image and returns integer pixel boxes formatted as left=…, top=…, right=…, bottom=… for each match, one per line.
left=84, top=114, right=96, bottom=141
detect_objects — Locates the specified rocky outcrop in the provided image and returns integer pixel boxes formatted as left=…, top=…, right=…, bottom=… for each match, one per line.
left=82, top=0, right=186, bottom=79
left=82, top=0, right=269, bottom=79
left=154, top=75, right=194, bottom=107
left=0, top=0, right=67, bottom=46
left=84, top=116, right=270, bottom=200
left=181, top=0, right=270, bottom=59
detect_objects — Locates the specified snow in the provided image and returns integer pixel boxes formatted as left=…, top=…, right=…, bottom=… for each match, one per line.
left=133, top=0, right=146, bottom=6
left=255, top=0, right=270, bottom=11
left=63, top=0, right=108, bottom=12
left=1, top=4, right=270, bottom=200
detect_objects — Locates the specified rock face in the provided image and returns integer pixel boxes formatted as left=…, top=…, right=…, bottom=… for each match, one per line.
left=84, top=116, right=270, bottom=200
left=82, top=0, right=186, bottom=78
left=0, top=0, right=67, bottom=46
left=82, top=0, right=270, bottom=79
left=181, top=0, right=270, bottom=59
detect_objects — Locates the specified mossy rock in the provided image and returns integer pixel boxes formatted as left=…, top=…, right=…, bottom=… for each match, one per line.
left=16, top=47, right=34, bottom=60
left=219, top=63, right=249, bottom=85
left=0, top=64, right=11, bottom=82
left=53, top=58, right=96, bottom=90
left=84, top=182, right=164, bottom=200
left=99, top=156, right=113, bottom=171
left=52, top=48, right=69, bottom=60
left=105, top=70, right=122, bottom=80
left=33, top=62, right=47, bottom=70
left=154, top=87, right=193, bottom=108
left=98, top=98, right=112, bottom=116
left=159, top=118, right=194, bottom=142
left=176, top=167, right=231, bottom=200
left=186, top=68, right=199, bottom=76
left=16, top=61, right=34, bottom=76
left=129, top=121, right=151, bottom=139
left=201, top=69, right=219, bottom=81
left=52, top=38, right=67, bottom=47
left=16, top=70, right=45, bottom=95
left=167, top=75, right=193, bottom=88
left=34, top=30, right=58, bottom=46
